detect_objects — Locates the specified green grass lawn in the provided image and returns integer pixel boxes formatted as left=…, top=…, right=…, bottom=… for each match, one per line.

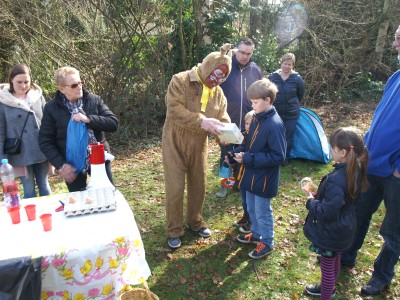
left=46, top=99, right=399, bottom=299
left=92, top=136, right=397, bottom=300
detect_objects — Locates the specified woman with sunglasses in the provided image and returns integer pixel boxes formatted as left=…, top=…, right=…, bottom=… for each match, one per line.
left=39, top=66, right=119, bottom=192
left=0, top=64, right=51, bottom=198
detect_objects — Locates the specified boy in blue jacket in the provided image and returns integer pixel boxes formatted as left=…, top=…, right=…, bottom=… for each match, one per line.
left=234, top=78, right=286, bottom=259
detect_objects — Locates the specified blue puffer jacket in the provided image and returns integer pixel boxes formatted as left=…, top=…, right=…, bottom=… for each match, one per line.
left=268, top=70, right=304, bottom=119
left=221, top=55, right=262, bottom=131
left=234, top=107, right=286, bottom=198
left=303, top=163, right=358, bottom=252
left=365, top=69, right=400, bottom=176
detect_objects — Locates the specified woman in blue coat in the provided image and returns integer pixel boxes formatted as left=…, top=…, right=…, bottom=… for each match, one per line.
left=268, top=53, right=304, bottom=164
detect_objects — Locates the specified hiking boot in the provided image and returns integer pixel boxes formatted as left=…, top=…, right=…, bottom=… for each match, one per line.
left=361, top=277, right=390, bottom=295
left=237, top=233, right=260, bottom=244
left=248, top=243, right=273, bottom=259
left=195, top=227, right=211, bottom=238
left=305, top=283, right=336, bottom=297
left=233, top=215, right=248, bottom=228
left=167, top=237, right=181, bottom=249
left=238, top=222, right=251, bottom=234
left=216, top=186, right=228, bottom=198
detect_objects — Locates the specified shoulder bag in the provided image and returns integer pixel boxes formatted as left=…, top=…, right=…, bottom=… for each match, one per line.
left=3, top=111, right=30, bottom=155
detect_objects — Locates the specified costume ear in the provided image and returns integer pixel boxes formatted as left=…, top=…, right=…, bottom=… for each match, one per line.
left=220, top=43, right=232, bottom=57
left=229, top=48, right=238, bottom=57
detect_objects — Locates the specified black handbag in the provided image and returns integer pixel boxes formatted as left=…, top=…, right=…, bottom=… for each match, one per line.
left=0, top=256, right=43, bottom=300
left=3, top=111, right=30, bottom=155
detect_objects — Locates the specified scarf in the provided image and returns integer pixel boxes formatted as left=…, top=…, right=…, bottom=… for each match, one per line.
left=195, top=67, right=214, bottom=112
left=61, top=93, right=97, bottom=172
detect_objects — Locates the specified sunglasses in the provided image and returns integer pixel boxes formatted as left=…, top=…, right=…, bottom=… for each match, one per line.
left=64, top=81, right=84, bottom=89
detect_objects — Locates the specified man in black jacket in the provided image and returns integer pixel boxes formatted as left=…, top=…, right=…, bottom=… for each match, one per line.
left=39, top=66, right=119, bottom=192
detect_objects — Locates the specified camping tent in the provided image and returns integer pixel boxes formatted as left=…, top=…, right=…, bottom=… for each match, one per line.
left=289, top=107, right=332, bottom=164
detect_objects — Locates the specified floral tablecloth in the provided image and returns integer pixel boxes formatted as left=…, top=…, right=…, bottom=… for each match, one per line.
left=0, top=190, right=151, bottom=299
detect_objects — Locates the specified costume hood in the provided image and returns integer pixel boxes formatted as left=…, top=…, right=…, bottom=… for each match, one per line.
left=197, top=43, right=232, bottom=82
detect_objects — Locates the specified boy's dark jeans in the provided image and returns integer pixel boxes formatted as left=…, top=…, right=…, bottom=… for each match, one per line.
left=341, top=174, right=400, bottom=283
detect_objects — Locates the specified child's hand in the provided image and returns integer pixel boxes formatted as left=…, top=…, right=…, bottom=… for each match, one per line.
left=300, top=177, right=318, bottom=195
left=234, top=152, right=244, bottom=164
left=306, top=190, right=316, bottom=200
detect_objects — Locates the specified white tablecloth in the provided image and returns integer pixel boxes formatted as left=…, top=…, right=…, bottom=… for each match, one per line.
left=0, top=190, right=151, bottom=299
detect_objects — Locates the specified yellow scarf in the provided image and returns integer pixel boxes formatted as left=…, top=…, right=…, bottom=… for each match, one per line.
left=195, top=67, right=214, bottom=112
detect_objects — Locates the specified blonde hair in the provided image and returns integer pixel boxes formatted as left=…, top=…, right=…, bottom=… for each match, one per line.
left=244, top=110, right=255, bottom=121
left=280, top=53, right=296, bottom=65
left=54, top=66, right=80, bottom=86
left=247, top=78, right=278, bottom=104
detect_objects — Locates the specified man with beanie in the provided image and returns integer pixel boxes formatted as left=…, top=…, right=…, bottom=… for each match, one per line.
left=162, top=44, right=232, bottom=248
left=216, top=38, right=262, bottom=199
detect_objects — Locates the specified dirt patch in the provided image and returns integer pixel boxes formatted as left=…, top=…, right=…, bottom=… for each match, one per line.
left=310, top=100, right=378, bottom=135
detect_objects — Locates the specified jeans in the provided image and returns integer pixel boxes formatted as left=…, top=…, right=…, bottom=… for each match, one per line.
left=282, top=117, right=298, bottom=158
left=341, top=174, right=400, bottom=283
left=246, top=191, right=274, bottom=247
left=240, top=188, right=250, bottom=222
left=20, top=161, right=51, bottom=199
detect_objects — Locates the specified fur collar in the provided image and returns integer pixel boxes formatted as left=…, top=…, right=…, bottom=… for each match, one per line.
left=0, top=83, right=43, bottom=112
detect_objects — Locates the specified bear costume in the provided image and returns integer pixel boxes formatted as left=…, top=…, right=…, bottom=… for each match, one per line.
left=162, top=44, right=232, bottom=240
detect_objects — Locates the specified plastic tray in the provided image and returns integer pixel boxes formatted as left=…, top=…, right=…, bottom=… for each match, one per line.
left=63, top=187, right=116, bottom=217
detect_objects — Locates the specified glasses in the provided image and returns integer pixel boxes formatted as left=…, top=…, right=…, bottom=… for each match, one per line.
left=64, top=81, right=84, bottom=89
left=237, top=50, right=253, bottom=56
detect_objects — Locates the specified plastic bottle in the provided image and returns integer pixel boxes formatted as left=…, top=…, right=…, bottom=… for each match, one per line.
left=0, top=158, right=21, bottom=208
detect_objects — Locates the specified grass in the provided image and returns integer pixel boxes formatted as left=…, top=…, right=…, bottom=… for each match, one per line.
left=46, top=101, right=399, bottom=300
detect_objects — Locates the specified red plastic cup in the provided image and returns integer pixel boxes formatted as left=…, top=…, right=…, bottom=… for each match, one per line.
left=40, top=214, right=52, bottom=231
left=24, top=204, right=36, bottom=221
left=8, top=206, right=21, bottom=224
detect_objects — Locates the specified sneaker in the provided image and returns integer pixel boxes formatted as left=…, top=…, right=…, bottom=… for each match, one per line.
left=216, top=186, right=228, bottom=198
left=248, top=243, right=273, bottom=259
left=305, top=283, right=336, bottom=297
left=238, top=222, right=251, bottom=234
left=167, top=237, right=181, bottom=249
left=196, top=227, right=211, bottom=238
left=237, top=233, right=260, bottom=244
left=361, top=277, right=389, bottom=295
left=233, top=215, right=248, bottom=228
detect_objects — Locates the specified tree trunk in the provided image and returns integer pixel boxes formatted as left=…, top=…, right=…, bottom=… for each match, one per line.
left=374, top=0, right=390, bottom=64
left=249, top=0, right=261, bottom=41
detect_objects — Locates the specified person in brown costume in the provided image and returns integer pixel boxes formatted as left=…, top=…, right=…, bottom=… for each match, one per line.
left=163, top=44, right=232, bottom=248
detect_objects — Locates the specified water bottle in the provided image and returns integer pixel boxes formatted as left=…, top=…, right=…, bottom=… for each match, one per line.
left=0, top=158, right=21, bottom=208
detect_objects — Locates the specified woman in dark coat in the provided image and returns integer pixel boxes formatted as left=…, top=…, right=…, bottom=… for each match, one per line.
left=39, top=66, right=119, bottom=192
left=268, top=53, right=304, bottom=164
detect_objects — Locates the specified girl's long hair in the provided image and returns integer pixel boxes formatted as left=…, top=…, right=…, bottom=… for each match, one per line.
left=329, top=127, right=369, bottom=200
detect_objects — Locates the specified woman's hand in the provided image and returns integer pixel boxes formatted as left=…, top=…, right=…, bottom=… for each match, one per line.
left=59, top=163, right=77, bottom=183
left=72, top=112, right=90, bottom=123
